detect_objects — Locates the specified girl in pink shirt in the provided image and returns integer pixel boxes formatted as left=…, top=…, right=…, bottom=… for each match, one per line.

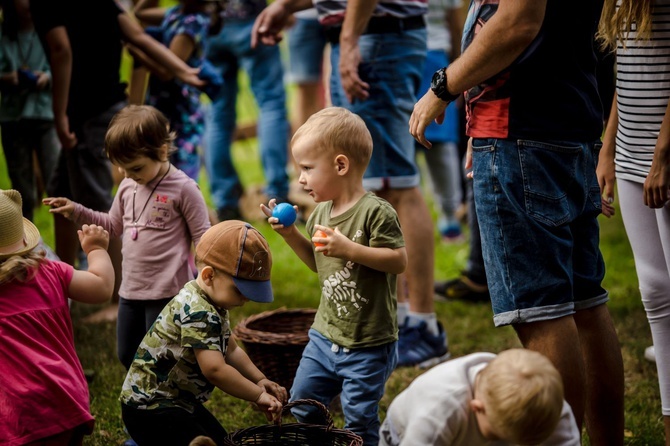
left=43, top=104, right=211, bottom=369
left=0, top=189, right=115, bottom=446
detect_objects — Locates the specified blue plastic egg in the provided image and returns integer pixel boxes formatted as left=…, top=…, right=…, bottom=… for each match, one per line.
left=272, top=202, right=297, bottom=226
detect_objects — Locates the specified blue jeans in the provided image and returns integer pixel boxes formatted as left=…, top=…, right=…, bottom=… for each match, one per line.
left=204, top=19, right=289, bottom=209
left=329, top=28, right=426, bottom=190
left=290, top=329, right=397, bottom=446
left=471, top=138, right=608, bottom=327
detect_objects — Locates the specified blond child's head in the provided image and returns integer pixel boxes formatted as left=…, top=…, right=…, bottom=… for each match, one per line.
left=188, top=436, right=216, bottom=446
left=473, top=349, right=564, bottom=445
left=104, top=104, right=176, bottom=165
left=292, top=107, right=373, bottom=174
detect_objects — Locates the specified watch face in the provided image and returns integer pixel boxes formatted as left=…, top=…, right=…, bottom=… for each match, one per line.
left=431, top=69, right=444, bottom=90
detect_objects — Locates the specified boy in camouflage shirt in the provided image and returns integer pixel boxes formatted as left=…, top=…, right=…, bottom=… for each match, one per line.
left=120, top=221, right=287, bottom=445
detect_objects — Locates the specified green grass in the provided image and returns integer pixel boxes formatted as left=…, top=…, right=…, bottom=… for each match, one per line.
left=0, top=101, right=664, bottom=445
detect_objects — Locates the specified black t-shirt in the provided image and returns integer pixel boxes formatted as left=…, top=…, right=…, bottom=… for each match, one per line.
left=462, top=0, right=604, bottom=141
left=31, top=0, right=127, bottom=125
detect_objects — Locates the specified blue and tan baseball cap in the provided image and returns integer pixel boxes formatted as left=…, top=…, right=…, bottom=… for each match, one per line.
left=196, top=220, right=273, bottom=303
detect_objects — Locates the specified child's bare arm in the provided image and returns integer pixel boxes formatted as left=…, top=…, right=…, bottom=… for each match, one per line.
left=132, top=0, right=164, bottom=26
left=260, top=200, right=317, bottom=272
left=118, top=12, right=205, bottom=88
left=43, top=196, right=76, bottom=219
left=194, top=348, right=283, bottom=419
left=68, top=225, right=115, bottom=303
left=313, top=225, right=407, bottom=275
left=225, top=337, right=288, bottom=403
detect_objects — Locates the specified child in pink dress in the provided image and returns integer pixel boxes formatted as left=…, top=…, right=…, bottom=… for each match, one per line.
left=0, top=189, right=115, bottom=445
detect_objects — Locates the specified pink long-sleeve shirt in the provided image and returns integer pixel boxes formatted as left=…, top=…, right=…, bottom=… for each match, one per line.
left=72, top=168, right=211, bottom=300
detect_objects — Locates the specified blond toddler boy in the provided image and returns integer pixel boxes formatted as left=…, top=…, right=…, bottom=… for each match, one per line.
left=261, top=107, right=408, bottom=445
left=380, top=349, right=580, bottom=446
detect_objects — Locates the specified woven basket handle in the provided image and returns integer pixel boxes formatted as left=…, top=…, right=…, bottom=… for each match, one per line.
left=277, top=399, right=334, bottom=430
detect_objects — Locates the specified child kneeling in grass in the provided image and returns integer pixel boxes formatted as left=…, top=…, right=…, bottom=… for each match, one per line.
left=380, top=348, right=580, bottom=446
left=120, top=220, right=287, bottom=446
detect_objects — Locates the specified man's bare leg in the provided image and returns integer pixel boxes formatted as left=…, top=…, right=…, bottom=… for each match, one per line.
left=377, top=186, right=435, bottom=313
left=574, top=304, right=624, bottom=446
left=515, top=316, right=586, bottom=431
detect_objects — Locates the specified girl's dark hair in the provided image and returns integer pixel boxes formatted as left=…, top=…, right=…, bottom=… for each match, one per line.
left=104, top=105, right=176, bottom=165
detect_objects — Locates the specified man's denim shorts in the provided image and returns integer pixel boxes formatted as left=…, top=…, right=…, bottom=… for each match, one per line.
left=471, top=138, right=609, bottom=327
left=329, top=28, right=427, bottom=190
left=287, top=17, right=327, bottom=84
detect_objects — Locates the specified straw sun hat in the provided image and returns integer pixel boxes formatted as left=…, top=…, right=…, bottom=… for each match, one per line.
left=0, top=190, right=40, bottom=261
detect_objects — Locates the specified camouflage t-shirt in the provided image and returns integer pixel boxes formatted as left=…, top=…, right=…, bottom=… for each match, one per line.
left=119, top=281, right=230, bottom=412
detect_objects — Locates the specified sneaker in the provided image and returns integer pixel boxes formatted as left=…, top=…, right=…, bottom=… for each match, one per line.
left=438, top=218, right=465, bottom=243
left=397, top=320, right=451, bottom=368
left=434, top=275, right=489, bottom=303
left=645, top=345, right=656, bottom=363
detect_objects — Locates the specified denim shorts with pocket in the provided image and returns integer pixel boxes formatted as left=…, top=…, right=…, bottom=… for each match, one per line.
left=471, top=138, right=608, bottom=327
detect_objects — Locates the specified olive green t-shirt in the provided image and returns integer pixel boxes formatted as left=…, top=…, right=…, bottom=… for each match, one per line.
left=307, top=192, right=405, bottom=349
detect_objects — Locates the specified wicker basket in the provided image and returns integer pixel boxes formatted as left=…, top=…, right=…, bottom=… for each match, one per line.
left=223, top=399, right=362, bottom=446
left=233, top=307, right=316, bottom=390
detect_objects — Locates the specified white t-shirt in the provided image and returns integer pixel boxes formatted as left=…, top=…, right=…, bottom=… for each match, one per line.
left=381, top=352, right=580, bottom=446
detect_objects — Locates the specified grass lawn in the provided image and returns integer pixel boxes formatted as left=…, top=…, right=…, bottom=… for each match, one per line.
left=0, top=90, right=664, bottom=445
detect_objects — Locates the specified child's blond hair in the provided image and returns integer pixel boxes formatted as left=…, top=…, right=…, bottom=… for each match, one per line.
left=104, top=104, right=176, bottom=165
left=291, top=107, right=373, bottom=169
left=0, top=250, right=46, bottom=285
left=478, top=348, right=564, bottom=445
left=188, top=435, right=216, bottom=446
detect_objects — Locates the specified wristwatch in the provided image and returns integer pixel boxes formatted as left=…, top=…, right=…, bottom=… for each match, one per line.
left=430, top=67, right=460, bottom=103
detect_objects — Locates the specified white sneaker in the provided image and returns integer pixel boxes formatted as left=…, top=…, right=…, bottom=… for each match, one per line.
left=645, top=345, right=656, bottom=363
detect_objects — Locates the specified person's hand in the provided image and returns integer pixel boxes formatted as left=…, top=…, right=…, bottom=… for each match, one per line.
left=312, top=225, right=350, bottom=258
left=43, top=196, right=76, bottom=218
left=597, top=136, right=617, bottom=217
left=54, top=114, right=77, bottom=150
left=339, top=38, right=369, bottom=102
left=78, top=224, right=110, bottom=255
left=6, top=70, right=19, bottom=86
left=260, top=198, right=299, bottom=236
left=251, top=1, right=292, bottom=48
left=409, top=89, right=448, bottom=149
left=464, top=137, right=474, bottom=180
left=254, top=391, right=283, bottom=422
left=177, top=66, right=207, bottom=89
left=36, top=72, right=50, bottom=90
left=257, top=378, right=288, bottom=404
left=644, top=156, right=670, bottom=208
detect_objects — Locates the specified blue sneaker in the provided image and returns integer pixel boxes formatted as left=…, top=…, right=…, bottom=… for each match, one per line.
left=397, top=320, right=450, bottom=368
left=438, top=218, right=465, bottom=243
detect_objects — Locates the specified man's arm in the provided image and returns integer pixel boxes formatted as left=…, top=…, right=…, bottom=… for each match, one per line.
left=409, top=0, right=547, bottom=148
left=251, top=0, right=313, bottom=48
left=338, top=0, right=378, bottom=102
left=43, top=26, right=77, bottom=149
